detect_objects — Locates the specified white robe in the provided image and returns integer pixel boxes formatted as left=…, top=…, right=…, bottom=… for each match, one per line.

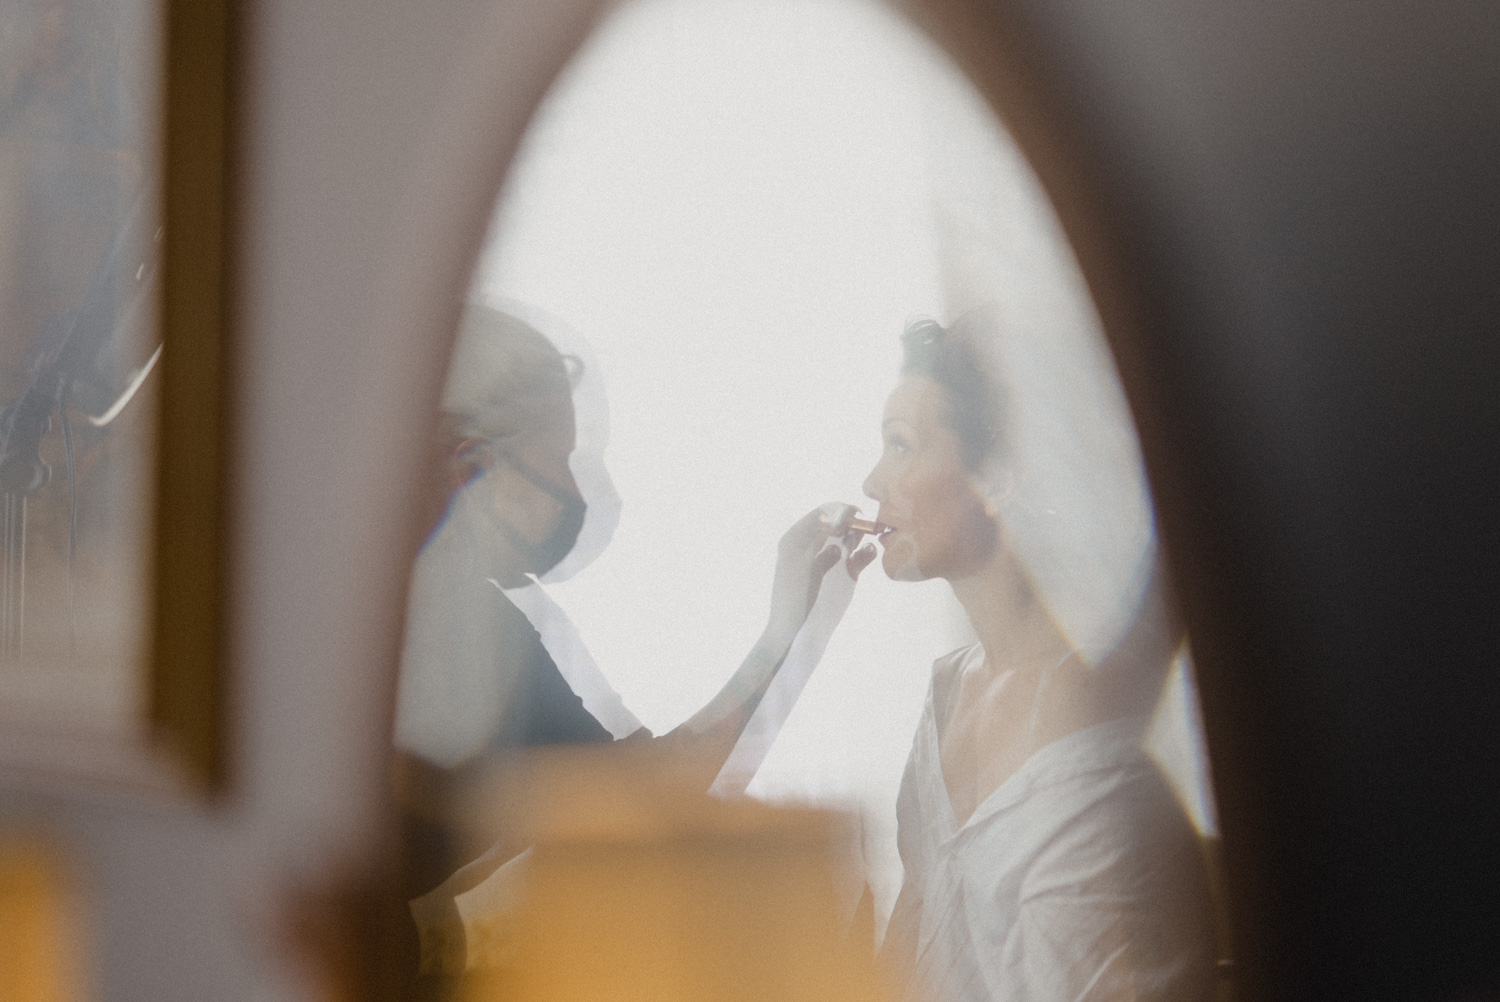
left=881, top=645, right=1215, bottom=1002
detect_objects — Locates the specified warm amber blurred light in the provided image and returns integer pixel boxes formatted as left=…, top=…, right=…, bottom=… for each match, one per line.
left=456, top=747, right=893, bottom=1002
left=0, top=841, right=84, bottom=1002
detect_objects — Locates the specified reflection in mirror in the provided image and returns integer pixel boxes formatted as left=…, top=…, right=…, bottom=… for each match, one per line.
left=394, top=0, right=1224, bottom=998
left=0, top=0, right=161, bottom=743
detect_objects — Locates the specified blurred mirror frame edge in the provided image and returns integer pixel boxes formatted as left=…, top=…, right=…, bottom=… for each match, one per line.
left=364, top=0, right=1256, bottom=998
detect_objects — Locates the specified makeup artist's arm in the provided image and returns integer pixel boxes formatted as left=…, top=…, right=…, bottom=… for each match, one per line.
left=647, top=504, right=876, bottom=786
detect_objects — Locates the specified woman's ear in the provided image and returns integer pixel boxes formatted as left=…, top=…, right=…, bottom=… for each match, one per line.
left=976, top=462, right=1017, bottom=520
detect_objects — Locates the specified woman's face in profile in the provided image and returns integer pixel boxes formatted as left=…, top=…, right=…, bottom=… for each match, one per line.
left=863, top=375, right=997, bottom=582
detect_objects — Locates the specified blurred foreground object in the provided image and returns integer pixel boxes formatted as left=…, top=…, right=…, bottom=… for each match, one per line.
left=0, top=840, right=84, bottom=1002
left=451, top=745, right=891, bottom=1002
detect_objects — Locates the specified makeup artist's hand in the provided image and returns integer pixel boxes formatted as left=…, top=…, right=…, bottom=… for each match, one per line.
left=761, top=503, right=878, bottom=655
left=668, top=503, right=879, bottom=773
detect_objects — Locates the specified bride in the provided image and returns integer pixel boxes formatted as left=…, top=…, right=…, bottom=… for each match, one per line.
left=861, top=313, right=1215, bottom=1002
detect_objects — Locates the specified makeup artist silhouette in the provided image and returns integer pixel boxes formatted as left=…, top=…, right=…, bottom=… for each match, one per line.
left=393, top=303, right=877, bottom=908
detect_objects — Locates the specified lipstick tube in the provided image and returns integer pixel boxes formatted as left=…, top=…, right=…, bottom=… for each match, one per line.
left=846, top=516, right=891, bottom=536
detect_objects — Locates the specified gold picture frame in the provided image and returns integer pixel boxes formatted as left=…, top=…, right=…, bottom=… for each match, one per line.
left=150, top=0, right=235, bottom=790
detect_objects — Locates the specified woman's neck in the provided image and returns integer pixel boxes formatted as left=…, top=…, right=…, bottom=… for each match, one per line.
left=938, top=549, right=1078, bottom=825
left=949, top=549, right=1071, bottom=677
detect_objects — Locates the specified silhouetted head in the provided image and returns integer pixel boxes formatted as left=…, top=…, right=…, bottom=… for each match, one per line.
left=439, top=304, right=587, bottom=581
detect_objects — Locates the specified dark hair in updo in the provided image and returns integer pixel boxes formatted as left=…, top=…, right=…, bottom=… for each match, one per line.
left=900, top=315, right=1003, bottom=472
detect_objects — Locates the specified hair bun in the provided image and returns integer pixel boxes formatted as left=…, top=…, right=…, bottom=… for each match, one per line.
left=901, top=318, right=945, bottom=347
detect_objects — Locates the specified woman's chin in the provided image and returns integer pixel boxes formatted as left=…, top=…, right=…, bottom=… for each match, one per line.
left=881, top=542, right=926, bottom=582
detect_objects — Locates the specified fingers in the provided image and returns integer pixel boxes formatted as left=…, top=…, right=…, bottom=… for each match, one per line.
left=819, top=502, right=858, bottom=537
left=802, top=543, right=842, bottom=615
left=783, top=506, right=831, bottom=549
left=783, top=503, right=859, bottom=551
left=847, top=542, right=878, bottom=580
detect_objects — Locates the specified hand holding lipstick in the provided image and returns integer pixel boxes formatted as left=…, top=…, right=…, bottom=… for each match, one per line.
left=761, top=504, right=879, bottom=653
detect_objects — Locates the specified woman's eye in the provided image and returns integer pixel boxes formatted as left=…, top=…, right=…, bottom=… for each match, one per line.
left=886, top=435, right=910, bottom=455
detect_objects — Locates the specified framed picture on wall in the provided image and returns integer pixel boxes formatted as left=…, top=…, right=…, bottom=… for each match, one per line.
left=0, top=0, right=231, bottom=790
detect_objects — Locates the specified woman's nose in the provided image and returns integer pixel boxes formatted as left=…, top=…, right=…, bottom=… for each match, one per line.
left=862, top=464, right=883, bottom=503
